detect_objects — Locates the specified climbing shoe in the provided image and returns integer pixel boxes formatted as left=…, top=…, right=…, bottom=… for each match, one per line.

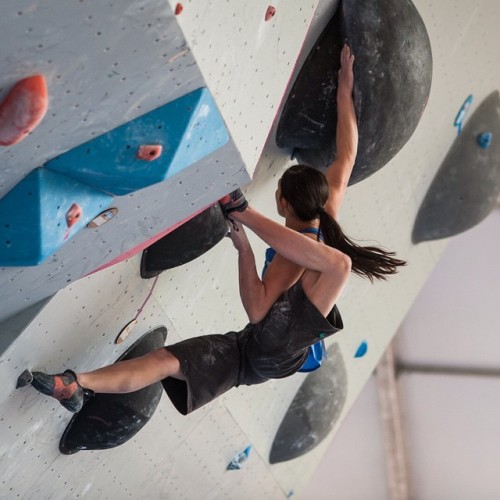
left=31, top=369, right=93, bottom=413
left=219, top=188, right=248, bottom=218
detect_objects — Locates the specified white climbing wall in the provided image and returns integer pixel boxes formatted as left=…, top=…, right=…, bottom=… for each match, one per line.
left=1, top=0, right=500, bottom=499
left=173, top=0, right=328, bottom=176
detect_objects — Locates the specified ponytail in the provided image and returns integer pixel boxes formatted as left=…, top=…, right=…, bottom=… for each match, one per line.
left=318, top=210, right=406, bottom=282
left=280, top=164, right=406, bottom=281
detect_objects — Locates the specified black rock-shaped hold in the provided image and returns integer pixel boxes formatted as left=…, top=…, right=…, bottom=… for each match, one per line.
left=413, top=91, right=500, bottom=243
left=59, top=326, right=167, bottom=454
left=276, top=10, right=343, bottom=153
left=141, top=203, right=228, bottom=278
left=276, top=0, right=432, bottom=185
left=269, top=343, right=347, bottom=464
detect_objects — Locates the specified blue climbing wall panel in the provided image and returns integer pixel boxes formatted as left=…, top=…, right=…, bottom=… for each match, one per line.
left=45, top=87, right=230, bottom=196
left=0, top=168, right=112, bottom=266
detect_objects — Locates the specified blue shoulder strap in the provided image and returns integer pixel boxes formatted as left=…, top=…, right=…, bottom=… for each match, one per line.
left=299, top=227, right=319, bottom=236
left=300, top=227, right=323, bottom=241
left=262, top=227, right=322, bottom=277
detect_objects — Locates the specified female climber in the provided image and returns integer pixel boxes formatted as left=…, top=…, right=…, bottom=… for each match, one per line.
left=25, top=45, right=405, bottom=415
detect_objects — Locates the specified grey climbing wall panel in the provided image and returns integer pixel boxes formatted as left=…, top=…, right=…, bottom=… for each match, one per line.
left=0, top=0, right=249, bottom=324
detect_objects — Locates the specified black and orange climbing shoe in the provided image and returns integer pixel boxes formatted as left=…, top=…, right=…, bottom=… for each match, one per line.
left=30, top=369, right=93, bottom=413
left=219, top=188, right=248, bottom=219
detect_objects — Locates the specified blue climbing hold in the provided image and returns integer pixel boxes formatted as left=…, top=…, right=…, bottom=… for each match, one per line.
left=454, top=95, right=473, bottom=135
left=45, top=87, right=229, bottom=195
left=0, top=168, right=112, bottom=266
left=227, top=445, right=252, bottom=470
left=354, top=341, right=368, bottom=358
left=477, top=132, right=493, bottom=149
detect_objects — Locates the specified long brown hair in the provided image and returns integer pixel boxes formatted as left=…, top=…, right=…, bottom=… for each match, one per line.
left=280, top=165, right=406, bottom=281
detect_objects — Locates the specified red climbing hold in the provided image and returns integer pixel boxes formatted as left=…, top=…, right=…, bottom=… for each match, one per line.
left=265, top=6, right=276, bottom=21
left=175, top=3, right=183, bottom=15
left=136, top=144, right=163, bottom=161
left=66, top=203, right=82, bottom=228
left=0, top=74, right=48, bottom=146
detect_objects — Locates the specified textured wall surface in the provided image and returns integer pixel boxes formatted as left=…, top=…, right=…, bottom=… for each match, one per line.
left=1, top=0, right=499, bottom=498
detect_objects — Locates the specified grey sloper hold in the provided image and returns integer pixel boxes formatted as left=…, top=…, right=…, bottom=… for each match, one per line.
left=140, top=203, right=227, bottom=279
left=276, top=0, right=432, bottom=185
left=269, top=343, right=347, bottom=464
left=413, top=90, right=500, bottom=243
left=59, top=326, right=167, bottom=454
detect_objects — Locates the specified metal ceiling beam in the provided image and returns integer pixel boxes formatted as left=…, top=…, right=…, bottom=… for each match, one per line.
left=376, top=344, right=411, bottom=500
left=396, top=362, right=500, bottom=379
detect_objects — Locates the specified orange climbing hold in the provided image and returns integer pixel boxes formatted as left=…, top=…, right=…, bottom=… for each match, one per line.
left=265, top=5, right=276, bottom=21
left=64, top=202, right=82, bottom=240
left=136, top=144, right=163, bottom=161
left=0, top=74, right=48, bottom=146
left=66, top=203, right=82, bottom=228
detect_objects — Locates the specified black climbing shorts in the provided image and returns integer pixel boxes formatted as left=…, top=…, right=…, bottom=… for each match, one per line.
left=161, top=329, right=266, bottom=415
left=161, top=282, right=342, bottom=415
